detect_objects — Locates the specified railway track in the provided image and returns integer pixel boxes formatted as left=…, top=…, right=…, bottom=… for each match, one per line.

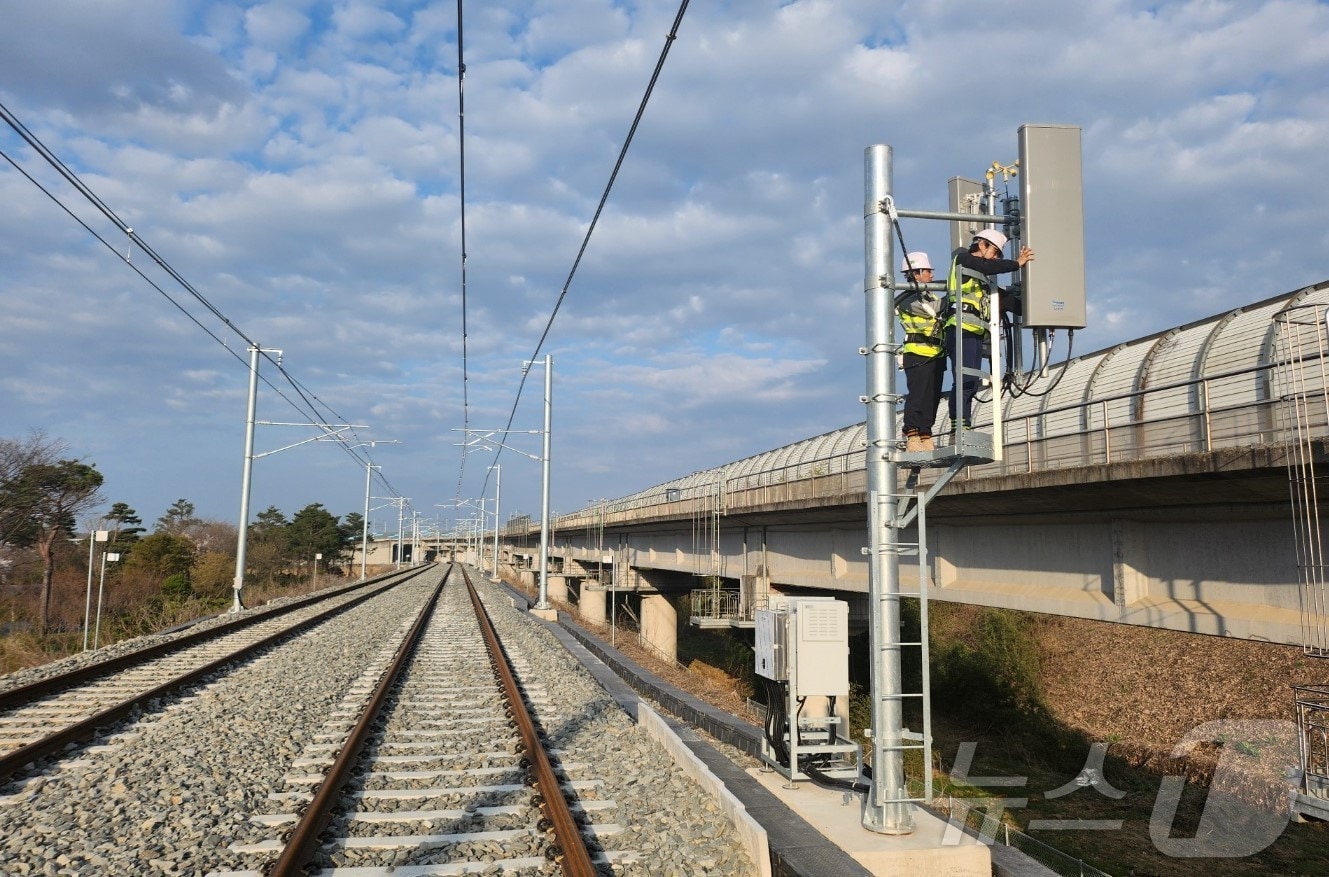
left=0, top=565, right=431, bottom=783
left=215, top=563, right=617, bottom=876
left=0, top=564, right=754, bottom=875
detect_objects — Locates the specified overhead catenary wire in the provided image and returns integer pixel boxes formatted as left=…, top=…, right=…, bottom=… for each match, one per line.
left=471, top=0, right=691, bottom=504
left=0, top=102, right=404, bottom=509
left=453, top=0, right=471, bottom=511
left=0, top=100, right=255, bottom=351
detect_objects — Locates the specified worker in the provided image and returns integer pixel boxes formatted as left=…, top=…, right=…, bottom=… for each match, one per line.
left=895, top=251, right=945, bottom=452
left=944, top=229, right=1033, bottom=433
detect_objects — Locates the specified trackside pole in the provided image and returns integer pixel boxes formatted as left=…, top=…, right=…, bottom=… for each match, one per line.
left=231, top=344, right=261, bottom=613
left=862, top=144, right=913, bottom=834
left=535, top=354, right=553, bottom=610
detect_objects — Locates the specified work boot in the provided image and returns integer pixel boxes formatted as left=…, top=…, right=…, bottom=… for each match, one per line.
left=905, top=433, right=926, bottom=453
left=918, top=435, right=935, bottom=451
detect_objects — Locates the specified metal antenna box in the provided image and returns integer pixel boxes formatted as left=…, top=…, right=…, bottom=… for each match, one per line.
left=948, top=176, right=985, bottom=255
left=1018, top=124, right=1087, bottom=329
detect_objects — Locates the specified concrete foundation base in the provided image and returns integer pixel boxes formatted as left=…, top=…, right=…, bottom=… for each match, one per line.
left=548, top=574, right=568, bottom=603
left=530, top=607, right=559, bottom=621
left=747, top=768, right=990, bottom=876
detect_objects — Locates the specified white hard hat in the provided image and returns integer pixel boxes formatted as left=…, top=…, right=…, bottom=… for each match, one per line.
left=901, top=251, right=932, bottom=273
left=973, top=229, right=1008, bottom=252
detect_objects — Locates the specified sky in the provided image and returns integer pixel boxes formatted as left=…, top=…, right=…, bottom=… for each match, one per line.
left=2, top=0, right=1328, bottom=537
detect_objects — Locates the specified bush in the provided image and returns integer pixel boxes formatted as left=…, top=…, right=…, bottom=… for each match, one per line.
left=191, top=551, right=234, bottom=601
left=932, top=606, right=1047, bottom=720
left=161, top=573, right=192, bottom=600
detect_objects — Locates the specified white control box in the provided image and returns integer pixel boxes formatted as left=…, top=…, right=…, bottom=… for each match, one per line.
left=754, top=597, right=849, bottom=695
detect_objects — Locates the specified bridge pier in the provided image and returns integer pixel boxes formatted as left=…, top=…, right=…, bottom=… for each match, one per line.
left=547, top=574, right=569, bottom=604
left=579, top=584, right=606, bottom=625
left=640, top=593, right=678, bottom=663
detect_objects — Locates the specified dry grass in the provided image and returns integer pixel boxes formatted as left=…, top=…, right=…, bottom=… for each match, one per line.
left=1037, top=613, right=1322, bottom=746
left=0, top=570, right=361, bottom=676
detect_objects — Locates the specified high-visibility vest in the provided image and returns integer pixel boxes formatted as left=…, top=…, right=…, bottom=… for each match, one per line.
left=945, top=258, right=992, bottom=338
left=894, top=289, right=944, bottom=358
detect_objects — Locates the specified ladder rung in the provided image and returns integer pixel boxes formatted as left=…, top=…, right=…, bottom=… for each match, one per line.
left=865, top=794, right=927, bottom=806
left=875, top=743, right=927, bottom=752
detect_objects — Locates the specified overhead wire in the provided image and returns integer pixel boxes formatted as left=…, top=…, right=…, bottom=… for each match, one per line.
left=0, top=102, right=403, bottom=506
left=454, top=0, right=471, bottom=511
left=471, top=0, right=692, bottom=505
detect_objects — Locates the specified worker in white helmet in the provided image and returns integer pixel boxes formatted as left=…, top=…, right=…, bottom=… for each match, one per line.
left=895, top=251, right=945, bottom=452
left=944, top=229, right=1034, bottom=434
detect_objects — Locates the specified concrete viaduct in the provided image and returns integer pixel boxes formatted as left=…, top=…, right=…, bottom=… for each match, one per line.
left=488, top=281, right=1329, bottom=663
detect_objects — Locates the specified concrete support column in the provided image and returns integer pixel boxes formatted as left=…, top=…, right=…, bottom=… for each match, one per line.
left=641, top=593, right=678, bottom=663
left=548, top=574, right=568, bottom=604
left=519, top=570, right=536, bottom=593
left=580, top=585, right=606, bottom=625
left=1112, top=518, right=1148, bottom=612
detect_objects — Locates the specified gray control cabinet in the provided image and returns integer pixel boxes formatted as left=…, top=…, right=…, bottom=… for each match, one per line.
left=1018, top=124, right=1087, bottom=329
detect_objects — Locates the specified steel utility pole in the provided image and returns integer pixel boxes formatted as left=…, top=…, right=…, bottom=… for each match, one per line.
left=535, top=354, right=553, bottom=610
left=489, top=464, right=501, bottom=580
left=232, top=345, right=265, bottom=613
left=862, top=145, right=913, bottom=835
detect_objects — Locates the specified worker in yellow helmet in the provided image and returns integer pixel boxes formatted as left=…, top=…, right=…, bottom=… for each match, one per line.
left=945, top=229, right=1033, bottom=433
left=895, top=252, right=945, bottom=452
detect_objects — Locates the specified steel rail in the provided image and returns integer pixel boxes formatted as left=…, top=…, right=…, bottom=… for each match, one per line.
left=463, top=565, right=599, bottom=877
left=0, top=565, right=435, bottom=784
left=0, top=565, right=410, bottom=712
left=266, top=564, right=451, bottom=876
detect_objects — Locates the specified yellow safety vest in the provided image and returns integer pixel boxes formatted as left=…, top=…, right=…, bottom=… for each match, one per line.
left=945, top=258, right=992, bottom=338
left=894, top=289, right=944, bottom=358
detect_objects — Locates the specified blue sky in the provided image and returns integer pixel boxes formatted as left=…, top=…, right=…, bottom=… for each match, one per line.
left=2, top=0, right=1328, bottom=535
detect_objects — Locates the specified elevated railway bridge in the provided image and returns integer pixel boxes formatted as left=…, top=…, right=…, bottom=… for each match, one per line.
left=497, top=281, right=1329, bottom=665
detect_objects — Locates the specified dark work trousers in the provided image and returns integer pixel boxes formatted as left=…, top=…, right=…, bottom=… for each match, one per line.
left=945, top=331, right=985, bottom=426
left=902, top=352, right=945, bottom=436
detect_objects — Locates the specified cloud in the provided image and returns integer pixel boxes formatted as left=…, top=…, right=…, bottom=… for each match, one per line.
left=1, top=0, right=1326, bottom=526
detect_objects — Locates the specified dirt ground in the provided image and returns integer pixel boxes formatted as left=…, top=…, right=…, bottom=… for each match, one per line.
left=1036, top=613, right=1324, bottom=748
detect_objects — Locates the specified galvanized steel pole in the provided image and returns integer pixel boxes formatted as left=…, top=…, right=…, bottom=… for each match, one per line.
left=231, top=344, right=261, bottom=613
left=82, top=531, right=96, bottom=650
left=490, top=464, right=501, bottom=580
left=396, top=501, right=405, bottom=569
left=862, top=145, right=913, bottom=834
left=536, top=354, right=553, bottom=610
left=361, top=463, right=378, bottom=580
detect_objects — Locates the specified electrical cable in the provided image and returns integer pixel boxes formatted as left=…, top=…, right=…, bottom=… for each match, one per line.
left=0, top=108, right=393, bottom=502
left=454, top=0, right=471, bottom=510
left=801, top=758, right=870, bottom=793
left=472, top=0, right=691, bottom=503
left=0, top=144, right=330, bottom=435
left=1006, top=330, right=1076, bottom=399
left=0, top=100, right=256, bottom=349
